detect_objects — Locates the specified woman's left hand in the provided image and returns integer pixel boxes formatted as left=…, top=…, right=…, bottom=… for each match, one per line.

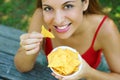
left=51, top=59, right=92, bottom=80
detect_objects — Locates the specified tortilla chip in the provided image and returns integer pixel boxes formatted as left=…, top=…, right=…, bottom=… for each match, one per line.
left=41, top=25, right=55, bottom=38
left=47, top=48, right=80, bottom=75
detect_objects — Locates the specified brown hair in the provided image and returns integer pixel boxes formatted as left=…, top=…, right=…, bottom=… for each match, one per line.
left=36, top=0, right=104, bottom=14
left=36, top=0, right=42, bottom=8
left=83, top=0, right=104, bottom=14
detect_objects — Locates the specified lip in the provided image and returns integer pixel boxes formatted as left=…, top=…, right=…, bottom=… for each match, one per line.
left=54, top=23, right=71, bottom=33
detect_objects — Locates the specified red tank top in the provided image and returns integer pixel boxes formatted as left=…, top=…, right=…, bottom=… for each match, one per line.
left=44, top=16, right=107, bottom=69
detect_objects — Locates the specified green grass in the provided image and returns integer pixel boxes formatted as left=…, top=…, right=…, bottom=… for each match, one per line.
left=99, top=0, right=120, bottom=31
left=0, top=0, right=120, bottom=31
left=0, top=0, right=36, bottom=32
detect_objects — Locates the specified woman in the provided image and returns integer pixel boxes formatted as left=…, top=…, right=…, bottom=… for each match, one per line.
left=14, top=0, right=120, bottom=80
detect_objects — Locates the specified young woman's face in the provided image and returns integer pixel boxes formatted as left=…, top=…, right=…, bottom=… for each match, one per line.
left=42, top=0, right=88, bottom=39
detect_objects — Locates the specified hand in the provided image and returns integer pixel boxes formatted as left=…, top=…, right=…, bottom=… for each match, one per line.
left=20, top=32, right=43, bottom=55
left=51, top=58, right=92, bottom=80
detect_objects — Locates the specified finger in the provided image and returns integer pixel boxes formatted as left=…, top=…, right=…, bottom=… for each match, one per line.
left=51, top=72, right=58, bottom=77
left=51, top=72, right=55, bottom=76
left=23, top=43, right=40, bottom=51
left=54, top=76, right=62, bottom=79
left=26, top=46, right=40, bottom=55
left=29, top=32, right=44, bottom=39
left=21, top=38, right=42, bottom=45
left=20, top=34, right=30, bottom=40
left=20, top=32, right=43, bottom=41
left=51, top=73, right=63, bottom=80
left=51, top=73, right=58, bottom=79
left=62, top=78, right=66, bottom=80
left=62, top=77, right=74, bottom=80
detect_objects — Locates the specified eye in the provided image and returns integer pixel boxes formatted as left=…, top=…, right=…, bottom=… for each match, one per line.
left=64, top=4, right=74, bottom=10
left=43, top=6, right=53, bottom=12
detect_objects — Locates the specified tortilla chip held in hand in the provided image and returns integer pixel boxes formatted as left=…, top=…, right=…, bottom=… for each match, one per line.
left=41, top=25, right=55, bottom=38
left=47, top=47, right=81, bottom=76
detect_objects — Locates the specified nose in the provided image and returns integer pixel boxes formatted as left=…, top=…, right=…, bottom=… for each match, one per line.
left=54, top=10, right=64, bottom=25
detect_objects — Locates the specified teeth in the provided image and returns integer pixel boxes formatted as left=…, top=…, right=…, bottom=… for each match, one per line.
left=57, top=25, right=67, bottom=29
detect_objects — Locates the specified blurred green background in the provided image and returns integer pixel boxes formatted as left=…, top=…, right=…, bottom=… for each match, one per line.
left=0, top=0, right=120, bottom=32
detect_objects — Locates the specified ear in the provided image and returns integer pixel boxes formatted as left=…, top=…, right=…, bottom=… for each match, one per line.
left=82, top=0, right=89, bottom=11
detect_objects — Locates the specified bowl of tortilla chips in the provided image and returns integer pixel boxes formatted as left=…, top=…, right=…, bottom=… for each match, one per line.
left=47, top=46, right=83, bottom=77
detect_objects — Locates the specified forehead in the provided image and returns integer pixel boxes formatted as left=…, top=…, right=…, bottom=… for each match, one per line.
left=42, top=0, right=77, bottom=5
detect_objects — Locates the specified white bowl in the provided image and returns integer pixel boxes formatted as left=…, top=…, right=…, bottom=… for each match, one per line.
left=49, top=46, right=83, bottom=77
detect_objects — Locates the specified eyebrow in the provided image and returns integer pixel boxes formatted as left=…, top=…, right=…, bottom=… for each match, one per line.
left=42, top=0, right=75, bottom=7
left=42, top=4, right=50, bottom=7
left=63, top=1, right=75, bottom=5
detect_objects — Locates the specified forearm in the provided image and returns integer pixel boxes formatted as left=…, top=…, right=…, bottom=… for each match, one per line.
left=87, top=68, right=120, bottom=80
left=14, top=47, right=39, bottom=72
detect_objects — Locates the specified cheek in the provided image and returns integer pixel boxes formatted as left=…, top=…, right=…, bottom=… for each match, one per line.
left=66, top=8, right=83, bottom=20
left=67, top=11, right=83, bottom=23
left=43, top=13, right=53, bottom=25
left=68, top=11, right=84, bottom=31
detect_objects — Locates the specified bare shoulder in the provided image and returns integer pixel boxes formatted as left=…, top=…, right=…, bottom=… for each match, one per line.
left=89, top=14, right=120, bottom=49
left=99, top=16, right=119, bottom=38
left=28, top=8, right=45, bottom=33
left=98, top=16, right=120, bottom=73
left=96, top=15, right=120, bottom=49
left=87, top=14, right=119, bottom=39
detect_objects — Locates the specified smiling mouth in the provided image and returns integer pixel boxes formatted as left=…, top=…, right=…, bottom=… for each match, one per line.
left=54, top=23, right=71, bottom=33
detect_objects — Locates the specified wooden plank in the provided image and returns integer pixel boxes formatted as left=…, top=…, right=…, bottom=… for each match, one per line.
left=0, top=25, right=25, bottom=41
left=0, top=36, right=20, bottom=55
left=0, top=52, right=57, bottom=80
left=0, top=25, right=23, bottom=55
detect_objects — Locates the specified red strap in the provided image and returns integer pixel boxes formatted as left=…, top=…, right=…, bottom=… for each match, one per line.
left=91, top=16, right=107, bottom=46
left=44, top=38, right=53, bottom=56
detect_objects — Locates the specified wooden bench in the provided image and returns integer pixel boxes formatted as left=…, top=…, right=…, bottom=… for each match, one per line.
left=0, top=25, right=57, bottom=80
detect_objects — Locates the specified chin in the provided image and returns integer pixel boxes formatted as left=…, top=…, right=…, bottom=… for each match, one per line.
left=57, top=34, right=71, bottom=40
